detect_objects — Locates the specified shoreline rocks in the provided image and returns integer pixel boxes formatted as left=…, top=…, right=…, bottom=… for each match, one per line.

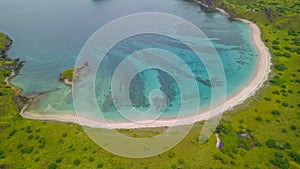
left=0, top=33, right=29, bottom=110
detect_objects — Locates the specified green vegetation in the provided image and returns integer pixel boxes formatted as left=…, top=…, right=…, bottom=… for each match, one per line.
left=0, top=0, right=300, bottom=168
left=0, top=33, right=8, bottom=50
left=59, top=68, right=74, bottom=82
left=0, top=33, right=15, bottom=67
left=211, top=0, right=300, bottom=168
left=0, top=59, right=15, bottom=66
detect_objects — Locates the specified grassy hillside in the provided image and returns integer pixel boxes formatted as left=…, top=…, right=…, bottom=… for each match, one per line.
left=211, top=0, right=300, bottom=168
left=0, top=0, right=300, bottom=168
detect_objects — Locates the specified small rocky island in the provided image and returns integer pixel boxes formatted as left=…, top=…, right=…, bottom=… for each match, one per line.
left=59, top=68, right=74, bottom=86
left=59, top=61, right=89, bottom=86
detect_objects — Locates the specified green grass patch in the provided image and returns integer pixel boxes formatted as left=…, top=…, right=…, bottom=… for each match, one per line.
left=59, top=68, right=74, bottom=81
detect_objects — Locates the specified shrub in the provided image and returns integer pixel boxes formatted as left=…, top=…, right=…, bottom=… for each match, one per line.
left=28, top=135, right=33, bottom=140
left=97, top=163, right=104, bottom=168
left=17, top=143, right=23, bottom=148
left=0, top=91, right=8, bottom=96
left=213, top=153, right=222, bottom=160
left=62, top=132, right=68, bottom=137
left=290, top=125, right=297, bottom=131
left=3, top=72, right=10, bottom=77
left=21, top=146, right=33, bottom=154
left=282, top=52, right=291, bottom=58
left=35, top=157, right=40, bottom=162
left=284, top=46, right=291, bottom=50
left=255, top=116, right=263, bottom=122
left=272, top=39, right=280, bottom=44
left=275, top=152, right=284, bottom=158
left=8, top=129, right=17, bottom=137
left=55, top=157, right=62, bottom=163
left=271, top=110, right=281, bottom=116
left=178, top=159, right=185, bottom=164
left=73, top=159, right=81, bottom=165
left=89, top=156, right=95, bottom=162
left=266, top=139, right=276, bottom=148
left=272, top=45, right=280, bottom=50
left=288, top=29, right=298, bottom=36
left=275, top=63, right=287, bottom=71
left=284, top=143, right=292, bottom=149
left=168, top=151, right=175, bottom=158
left=282, top=102, right=288, bottom=107
left=0, top=150, right=5, bottom=159
left=288, top=151, right=300, bottom=164
left=48, top=163, right=57, bottom=169
left=25, top=126, right=32, bottom=133
left=38, top=137, right=46, bottom=148
left=264, top=97, right=272, bottom=101
left=270, top=158, right=290, bottom=169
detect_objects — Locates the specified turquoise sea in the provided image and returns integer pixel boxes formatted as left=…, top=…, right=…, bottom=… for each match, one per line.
left=0, top=0, right=258, bottom=121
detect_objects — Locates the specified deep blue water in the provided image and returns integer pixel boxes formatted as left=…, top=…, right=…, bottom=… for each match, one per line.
left=0, top=0, right=258, bottom=120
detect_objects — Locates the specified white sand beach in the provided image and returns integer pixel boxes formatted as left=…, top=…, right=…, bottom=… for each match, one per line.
left=20, top=9, right=271, bottom=129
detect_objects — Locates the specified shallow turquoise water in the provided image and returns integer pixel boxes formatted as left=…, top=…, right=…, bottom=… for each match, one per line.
left=0, top=0, right=258, bottom=120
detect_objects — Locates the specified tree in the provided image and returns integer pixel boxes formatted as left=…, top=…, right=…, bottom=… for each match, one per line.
left=266, top=139, right=276, bottom=148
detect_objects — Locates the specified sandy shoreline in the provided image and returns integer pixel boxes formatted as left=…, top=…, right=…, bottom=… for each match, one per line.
left=20, top=8, right=271, bottom=129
